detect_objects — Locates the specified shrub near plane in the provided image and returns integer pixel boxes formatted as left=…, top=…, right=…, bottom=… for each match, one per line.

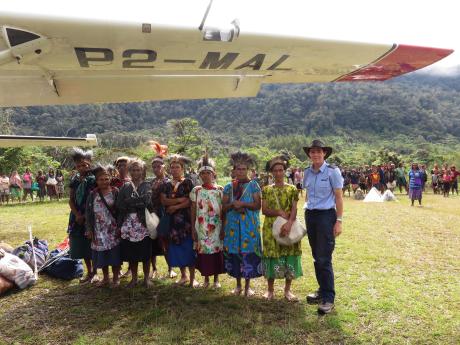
left=0, top=1, right=454, bottom=146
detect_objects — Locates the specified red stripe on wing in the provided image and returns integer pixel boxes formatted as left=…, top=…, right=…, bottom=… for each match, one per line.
left=336, top=44, right=454, bottom=82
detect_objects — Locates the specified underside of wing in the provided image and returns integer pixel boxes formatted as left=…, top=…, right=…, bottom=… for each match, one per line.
left=0, top=11, right=454, bottom=107
left=0, top=134, right=97, bottom=147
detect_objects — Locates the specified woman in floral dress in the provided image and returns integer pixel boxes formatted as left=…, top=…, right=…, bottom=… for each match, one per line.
left=116, top=158, right=153, bottom=288
left=160, top=155, right=196, bottom=287
left=261, top=155, right=302, bottom=301
left=222, top=152, right=262, bottom=297
left=85, top=166, right=121, bottom=287
left=190, top=154, right=225, bottom=288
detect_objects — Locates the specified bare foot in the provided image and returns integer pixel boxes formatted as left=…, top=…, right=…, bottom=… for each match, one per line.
left=213, top=282, right=221, bottom=289
left=169, top=270, right=178, bottom=279
left=284, top=291, right=299, bottom=302
left=126, top=280, right=137, bottom=288
left=244, top=288, right=255, bottom=298
left=144, top=279, right=153, bottom=288
left=120, top=270, right=131, bottom=279
left=175, top=277, right=189, bottom=286
left=79, top=274, right=93, bottom=285
left=189, top=280, right=200, bottom=288
left=263, top=291, right=274, bottom=300
left=232, top=287, right=242, bottom=296
left=95, top=279, right=110, bottom=288
left=150, top=270, right=158, bottom=280
left=201, top=281, right=210, bottom=289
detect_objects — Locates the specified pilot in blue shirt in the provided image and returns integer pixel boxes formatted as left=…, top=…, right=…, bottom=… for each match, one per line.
left=302, top=139, right=344, bottom=315
left=303, top=161, right=343, bottom=210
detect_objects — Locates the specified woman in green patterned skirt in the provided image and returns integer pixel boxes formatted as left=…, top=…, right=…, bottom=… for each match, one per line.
left=261, top=155, right=302, bottom=301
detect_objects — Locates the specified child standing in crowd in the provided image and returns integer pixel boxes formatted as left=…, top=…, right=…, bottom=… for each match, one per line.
left=116, top=158, right=153, bottom=288
left=190, top=154, right=225, bottom=288
left=85, top=166, right=121, bottom=287
left=68, top=148, right=97, bottom=284
left=222, top=152, right=262, bottom=297
left=36, top=170, right=47, bottom=202
left=261, top=155, right=302, bottom=301
left=22, top=168, right=34, bottom=202
left=160, top=155, right=196, bottom=287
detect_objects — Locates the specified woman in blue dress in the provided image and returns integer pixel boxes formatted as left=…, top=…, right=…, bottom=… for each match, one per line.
left=222, top=152, right=262, bottom=297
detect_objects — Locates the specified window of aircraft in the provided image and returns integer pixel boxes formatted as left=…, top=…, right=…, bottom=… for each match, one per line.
left=5, top=28, right=40, bottom=47
left=202, top=19, right=240, bottom=42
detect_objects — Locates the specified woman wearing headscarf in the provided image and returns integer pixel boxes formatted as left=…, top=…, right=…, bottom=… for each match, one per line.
left=160, top=154, right=196, bottom=287
left=222, top=152, right=262, bottom=297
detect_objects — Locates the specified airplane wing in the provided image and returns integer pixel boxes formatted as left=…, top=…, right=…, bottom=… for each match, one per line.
left=0, top=134, right=97, bottom=147
left=0, top=8, right=453, bottom=107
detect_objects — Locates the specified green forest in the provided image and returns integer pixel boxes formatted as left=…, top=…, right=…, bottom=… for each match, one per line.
left=1, top=71, right=460, bottom=174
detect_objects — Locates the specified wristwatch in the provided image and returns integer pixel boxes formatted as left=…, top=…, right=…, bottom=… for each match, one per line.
left=336, top=217, right=343, bottom=223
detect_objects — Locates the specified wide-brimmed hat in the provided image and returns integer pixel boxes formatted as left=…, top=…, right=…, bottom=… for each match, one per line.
left=303, top=139, right=333, bottom=159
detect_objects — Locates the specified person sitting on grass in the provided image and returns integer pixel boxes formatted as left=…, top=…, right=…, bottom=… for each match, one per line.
left=116, top=158, right=154, bottom=288
left=191, top=153, right=225, bottom=289
left=261, top=155, right=302, bottom=301
left=68, top=148, right=97, bottom=284
left=85, top=165, right=121, bottom=288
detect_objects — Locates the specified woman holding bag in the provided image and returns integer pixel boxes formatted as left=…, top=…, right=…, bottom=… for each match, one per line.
left=261, top=155, right=302, bottom=301
left=116, top=158, right=153, bottom=288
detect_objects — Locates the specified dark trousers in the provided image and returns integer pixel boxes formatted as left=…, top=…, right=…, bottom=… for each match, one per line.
left=305, top=209, right=336, bottom=303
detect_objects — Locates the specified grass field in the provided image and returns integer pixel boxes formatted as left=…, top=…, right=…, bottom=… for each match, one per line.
left=0, top=193, right=459, bottom=345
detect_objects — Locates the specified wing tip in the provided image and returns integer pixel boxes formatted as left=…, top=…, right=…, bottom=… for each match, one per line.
left=336, top=44, right=454, bottom=82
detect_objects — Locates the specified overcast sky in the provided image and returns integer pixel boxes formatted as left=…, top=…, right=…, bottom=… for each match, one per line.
left=2, top=0, right=459, bottom=70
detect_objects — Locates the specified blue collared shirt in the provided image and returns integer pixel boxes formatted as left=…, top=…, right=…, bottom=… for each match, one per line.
left=303, top=161, right=344, bottom=210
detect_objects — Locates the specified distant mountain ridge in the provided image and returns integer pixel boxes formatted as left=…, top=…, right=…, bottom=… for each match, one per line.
left=8, top=71, right=460, bottom=141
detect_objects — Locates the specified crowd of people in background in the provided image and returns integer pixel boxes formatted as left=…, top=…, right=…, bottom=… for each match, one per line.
left=340, top=163, right=459, bottom=198
left=0, top=168, right=65, bottom=205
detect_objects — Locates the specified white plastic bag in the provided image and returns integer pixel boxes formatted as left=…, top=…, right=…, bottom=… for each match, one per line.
left=0, top=249, right=37, bottom=289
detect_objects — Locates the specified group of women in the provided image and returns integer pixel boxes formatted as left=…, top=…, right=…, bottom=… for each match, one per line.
left=0, top=168, right=65, bottom=204
left=68, top=148, right=302, bottom=300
